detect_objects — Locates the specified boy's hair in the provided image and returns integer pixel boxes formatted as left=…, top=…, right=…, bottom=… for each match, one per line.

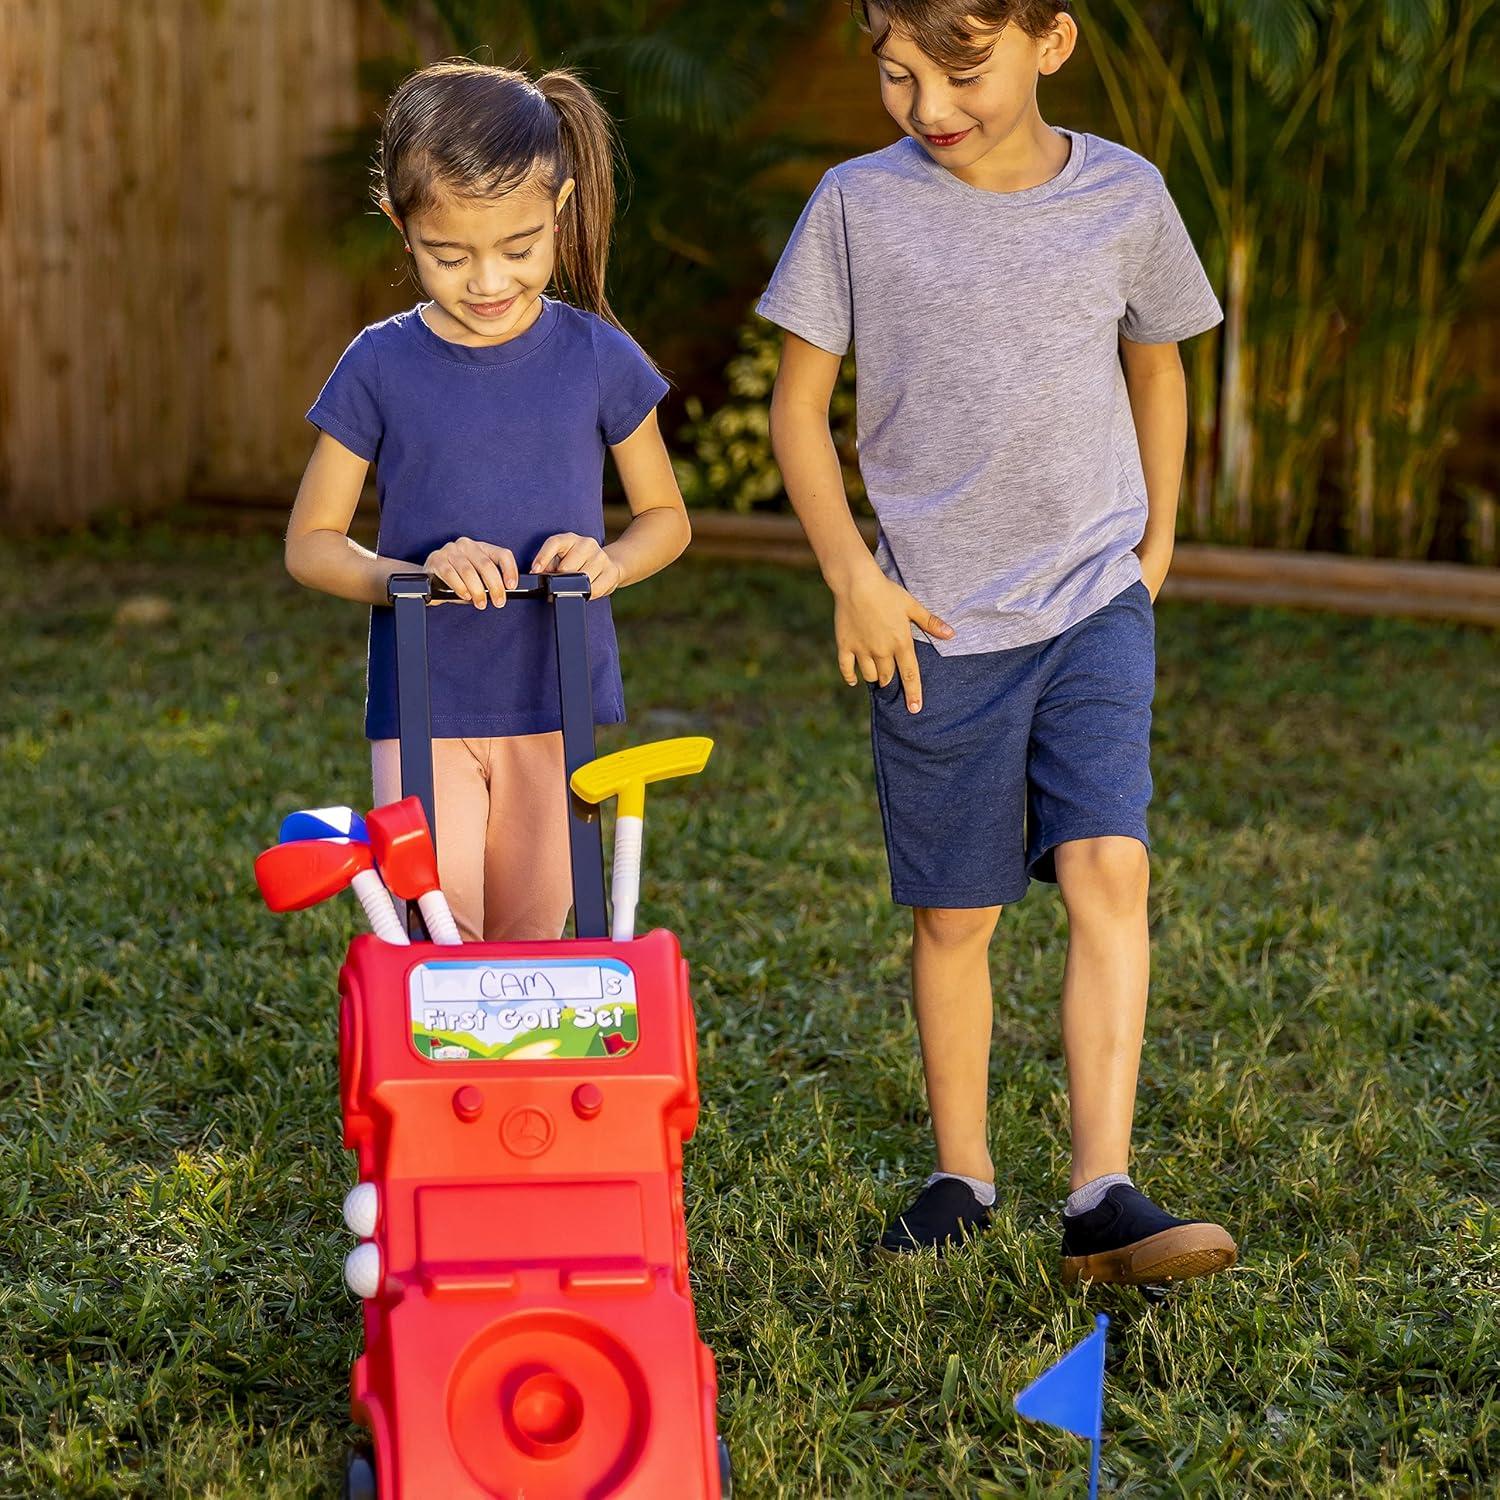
left=377, top=61, right=623, bottom=328
left=851, top=1, right=1069, bottom=70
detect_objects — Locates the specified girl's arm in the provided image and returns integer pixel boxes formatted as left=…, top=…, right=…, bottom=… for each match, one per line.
left=286, top=432, right=414, bottom=606
left=769, top=331, right=951, bottom=715
left=1119, top=337, right=1188, bottom=601
left=286, top=432, right=518, bottom=607
left=531, top=409, right=691, bottom=594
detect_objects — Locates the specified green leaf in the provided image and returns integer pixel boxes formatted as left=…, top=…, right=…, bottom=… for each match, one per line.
left=940, top=1352, right=961, bottom=1415
left=1214, top=0, right=1324, bottom=97
left=1379, top=0, right=1447, bottom=59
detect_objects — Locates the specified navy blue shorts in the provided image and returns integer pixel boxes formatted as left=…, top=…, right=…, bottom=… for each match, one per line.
left=869, top=581, right=1155, bottom=908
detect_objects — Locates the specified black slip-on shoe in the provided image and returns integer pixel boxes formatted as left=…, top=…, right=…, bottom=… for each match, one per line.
left=1060, top=1183, right=1237, bottom=1285
left=876, top=1177, right=993, bottom=1257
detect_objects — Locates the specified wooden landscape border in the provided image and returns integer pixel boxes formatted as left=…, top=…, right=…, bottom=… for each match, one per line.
left=605, top=507, right=1500, bottom=627
left=189, top=496, right=1500, bottom=627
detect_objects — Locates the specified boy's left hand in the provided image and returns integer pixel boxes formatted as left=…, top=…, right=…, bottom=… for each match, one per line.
left=531, top=533, right=625, bottom=598
left=1138, top=550, right=1170, bottom=602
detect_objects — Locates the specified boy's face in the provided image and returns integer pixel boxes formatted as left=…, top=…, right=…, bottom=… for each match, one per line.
left=867, top=6, right=1073, bottom=173
left=384, top=178, right=574, bottom=346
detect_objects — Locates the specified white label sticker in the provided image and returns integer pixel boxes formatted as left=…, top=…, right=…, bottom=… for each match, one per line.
left=408, top=959, right=639, bottom=1062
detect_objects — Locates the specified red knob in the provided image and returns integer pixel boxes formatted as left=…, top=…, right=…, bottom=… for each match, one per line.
left=453, top=1085, right=484, bottom=1122
left=572, top=1083, right=603, bottom=1120
left=508, top=1371, right=583, bottom=1456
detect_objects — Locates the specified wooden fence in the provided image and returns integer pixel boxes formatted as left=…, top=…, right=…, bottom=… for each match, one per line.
left=0, top=0, right=398, bottom=525
left=3, top=1, right=1497, bottom=565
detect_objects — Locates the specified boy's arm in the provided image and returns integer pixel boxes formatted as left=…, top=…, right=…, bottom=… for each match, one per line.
left=1119, top=337, right=1189, bottom=600
left=530, top=409, right=691, bottom=596
left=769, top=332, right=952, bottom=714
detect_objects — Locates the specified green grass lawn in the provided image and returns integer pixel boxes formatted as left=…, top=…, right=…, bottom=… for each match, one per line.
left=1, top=522, right=1496, bottom=1498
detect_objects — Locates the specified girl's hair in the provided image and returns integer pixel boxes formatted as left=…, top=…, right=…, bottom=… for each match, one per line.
left=851, top=1, right=1069, bottom=71
left=376, top=60, right=623, bottom=328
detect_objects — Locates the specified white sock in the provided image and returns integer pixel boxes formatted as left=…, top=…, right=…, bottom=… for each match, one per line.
left=1065, top=1173, right=1132, bottom=1217
left=926, top=1171, right=996, bottom=1208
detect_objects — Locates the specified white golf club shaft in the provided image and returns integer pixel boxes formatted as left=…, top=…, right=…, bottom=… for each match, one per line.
left=610, top=813, right=643, bottom=943
left=350, top=868, right=410, bottom=945
left=416, top=889, right=462, bottom=946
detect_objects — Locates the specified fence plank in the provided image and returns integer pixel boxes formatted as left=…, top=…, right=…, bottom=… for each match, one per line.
left=0, top=0, right=41, bottom=512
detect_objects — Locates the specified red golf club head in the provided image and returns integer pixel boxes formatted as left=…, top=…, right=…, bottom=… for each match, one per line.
left=255, top=838, right=374, bottom=912
left=365, top=797, right=440, bottom=900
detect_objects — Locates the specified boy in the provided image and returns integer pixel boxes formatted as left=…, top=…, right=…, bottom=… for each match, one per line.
left=759, top=0, right=1236, bottom=1283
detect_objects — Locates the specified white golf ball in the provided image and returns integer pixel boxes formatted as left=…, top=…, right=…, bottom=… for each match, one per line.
left=343, top=1242, right=382, bottom=1299
left=342, top=1182, right=379, bottom=1238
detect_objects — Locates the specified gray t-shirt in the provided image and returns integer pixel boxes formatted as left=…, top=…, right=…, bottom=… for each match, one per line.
left=757, top=131, right=1222, bottom=652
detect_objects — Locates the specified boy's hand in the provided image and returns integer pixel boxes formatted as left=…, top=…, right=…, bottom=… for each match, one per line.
left=424, top=537, right=518, bottom=608
left=531, top=533, right=625, bottom=599
left=833, top=562, right=954, bottom=713
left=1137, top=547, right=1171, bottom=602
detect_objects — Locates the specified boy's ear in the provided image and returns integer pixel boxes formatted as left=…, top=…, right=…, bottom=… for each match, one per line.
left=379, top=197, right=408, bottom=247
left=1038, top=12, right=1078, bottom=75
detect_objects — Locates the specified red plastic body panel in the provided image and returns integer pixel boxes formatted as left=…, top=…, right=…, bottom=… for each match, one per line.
left=337, top=929, right=721, bottom=1500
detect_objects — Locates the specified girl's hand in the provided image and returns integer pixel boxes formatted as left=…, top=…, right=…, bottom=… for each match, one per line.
left=424, top=537, right=518, bottom=608
left=832, top=561, right=954, bottom=714
left=530, top=533, right=625, bottom=599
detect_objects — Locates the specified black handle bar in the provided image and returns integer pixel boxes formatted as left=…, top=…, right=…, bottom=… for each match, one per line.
left=414, top=572, right=592, bottom=604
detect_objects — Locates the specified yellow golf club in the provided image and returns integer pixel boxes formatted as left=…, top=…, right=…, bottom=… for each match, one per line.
left=570, top=736, right=713, bottom=940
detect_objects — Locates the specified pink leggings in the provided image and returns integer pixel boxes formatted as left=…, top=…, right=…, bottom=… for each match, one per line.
left=371, top=734, right=573, bottom=942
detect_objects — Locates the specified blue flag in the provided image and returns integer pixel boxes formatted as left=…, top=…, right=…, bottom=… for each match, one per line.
left=1015, top=1315, right=1109, bottom=1496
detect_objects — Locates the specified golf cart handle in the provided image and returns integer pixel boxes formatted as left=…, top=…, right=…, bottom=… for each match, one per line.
left=384, top=569, right=608, bottom=940
left=388, top=572, right=591, bottom=603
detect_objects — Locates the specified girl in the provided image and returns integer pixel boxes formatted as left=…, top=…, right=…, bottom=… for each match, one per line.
left=285, top=60, right=690, bottom=942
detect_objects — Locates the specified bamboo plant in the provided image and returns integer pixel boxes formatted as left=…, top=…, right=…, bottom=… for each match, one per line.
left=1075, top=0, right=1498, bottom=557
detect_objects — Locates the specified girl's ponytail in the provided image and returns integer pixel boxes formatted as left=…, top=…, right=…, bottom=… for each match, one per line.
left=536, top=69, right=622, bottom=331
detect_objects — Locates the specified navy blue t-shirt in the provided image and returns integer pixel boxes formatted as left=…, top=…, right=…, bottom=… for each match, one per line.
left=307, top=300, right=668, bottom=739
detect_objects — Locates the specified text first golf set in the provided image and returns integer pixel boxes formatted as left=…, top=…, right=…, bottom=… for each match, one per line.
left=255, top=572, right=728, bottom=1500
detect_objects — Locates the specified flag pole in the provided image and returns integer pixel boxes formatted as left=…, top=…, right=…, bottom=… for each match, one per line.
left=1088, top=1314, right=1108, bottom=1500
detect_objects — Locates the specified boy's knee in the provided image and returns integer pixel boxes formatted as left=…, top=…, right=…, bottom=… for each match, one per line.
left=913, top=904, right=1002, bottom=950
left=1055, top=837, right=1149, bottom=920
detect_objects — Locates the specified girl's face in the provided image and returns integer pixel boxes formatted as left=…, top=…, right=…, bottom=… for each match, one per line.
left=387, top=177, right=574, bottom=346
left=867, top=7, right=1074, bottom=178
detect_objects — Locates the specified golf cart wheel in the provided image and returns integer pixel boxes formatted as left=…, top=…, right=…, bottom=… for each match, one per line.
left=717, top=1434, right=733, bottom=1499
left=342, top=1445, right=376, bottom=1500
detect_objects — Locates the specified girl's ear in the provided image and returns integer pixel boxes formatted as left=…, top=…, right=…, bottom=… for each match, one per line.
left=554, top=178, right=577, bottom=219
left=379, top=197, right=410, bottom=248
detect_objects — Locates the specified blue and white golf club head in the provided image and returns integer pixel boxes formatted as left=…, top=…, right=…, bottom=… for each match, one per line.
left=279, top=806, right=369, bottom=845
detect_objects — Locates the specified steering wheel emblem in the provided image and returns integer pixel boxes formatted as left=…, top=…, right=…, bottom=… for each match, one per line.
left=501, top=1105, right=555, bottom=1158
